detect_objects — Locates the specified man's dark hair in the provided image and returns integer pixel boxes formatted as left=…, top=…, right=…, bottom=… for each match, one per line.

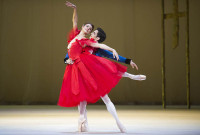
left=97, top=27, right=106, bottom=43
left=83, top=22, right=94, bottom=31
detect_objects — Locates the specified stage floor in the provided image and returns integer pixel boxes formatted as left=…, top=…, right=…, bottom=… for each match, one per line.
left=0, top=105, right=200, bottom=135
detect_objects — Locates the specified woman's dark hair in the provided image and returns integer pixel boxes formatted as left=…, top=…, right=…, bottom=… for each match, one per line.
left=97, top=27, right=106, bottom=43
left=83, top=22, right=94, bottom=31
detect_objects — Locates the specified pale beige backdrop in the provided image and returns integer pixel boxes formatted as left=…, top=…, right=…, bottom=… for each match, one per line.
left=0, top=0, right=199, bottom=105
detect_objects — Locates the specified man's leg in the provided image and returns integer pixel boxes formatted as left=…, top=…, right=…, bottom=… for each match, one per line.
left=101, top=94, right=126, bottom=133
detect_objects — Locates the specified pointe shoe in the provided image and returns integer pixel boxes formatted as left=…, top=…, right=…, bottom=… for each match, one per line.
left=117, top=121, right=127, bottom=133
left=131, top=75, right=146, bottom=81
left=78, top=117, right=86, bottom=132
left=81, top=120, right=89, bottom=132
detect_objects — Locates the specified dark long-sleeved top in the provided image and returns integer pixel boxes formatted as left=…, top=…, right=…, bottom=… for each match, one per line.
left=64, top=48, right=131, bottom=64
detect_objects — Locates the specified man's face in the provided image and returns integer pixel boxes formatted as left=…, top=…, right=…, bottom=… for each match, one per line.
left=90, top=30, right=98, bottom=39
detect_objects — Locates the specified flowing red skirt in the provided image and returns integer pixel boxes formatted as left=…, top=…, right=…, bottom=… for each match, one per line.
left=57, top=53, right=127, bottom=107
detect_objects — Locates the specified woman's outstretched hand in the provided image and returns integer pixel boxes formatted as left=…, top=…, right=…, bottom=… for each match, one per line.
left=65, top=1, right=76, bottom=8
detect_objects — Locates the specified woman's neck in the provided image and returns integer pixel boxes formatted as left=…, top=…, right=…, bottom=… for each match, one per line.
left=78, top=31, right=86, bottom=38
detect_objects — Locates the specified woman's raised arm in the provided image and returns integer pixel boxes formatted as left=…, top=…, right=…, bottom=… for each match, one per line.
left=65, top=1, right=78, bottom=28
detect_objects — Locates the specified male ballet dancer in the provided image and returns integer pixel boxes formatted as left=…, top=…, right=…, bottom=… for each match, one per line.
left=64, top=28, right=146, bottom=81
left=65, top=26, right=146, bottom=132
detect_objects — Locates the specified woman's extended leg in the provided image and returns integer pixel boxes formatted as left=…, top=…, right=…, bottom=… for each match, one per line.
left=122, top=72, right=146, bottom=81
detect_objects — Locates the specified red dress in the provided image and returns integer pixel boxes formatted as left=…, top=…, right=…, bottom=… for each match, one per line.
left=57, top=28, right=127, bottom=107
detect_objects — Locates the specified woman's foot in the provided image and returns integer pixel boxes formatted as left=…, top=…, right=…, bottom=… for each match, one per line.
left=130, top=74, right=146, bottom=81
left=78, top=117, right=86, bottom=132
left=81, top=120, right=89, bottom=132
left=116, top=121, right=127, bottom=133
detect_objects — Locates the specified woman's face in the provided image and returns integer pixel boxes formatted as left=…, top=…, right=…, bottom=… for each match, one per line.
left=82, top=24, right=93, bottom=34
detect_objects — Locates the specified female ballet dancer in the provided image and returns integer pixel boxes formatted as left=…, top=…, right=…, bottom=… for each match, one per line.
left=58, top=1, right=145, bottom=133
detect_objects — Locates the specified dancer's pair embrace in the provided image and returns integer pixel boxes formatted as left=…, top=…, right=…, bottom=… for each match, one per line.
left=58, top=1, right=146, bottom=133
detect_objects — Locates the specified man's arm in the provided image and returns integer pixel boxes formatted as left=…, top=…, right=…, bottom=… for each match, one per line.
left=64, top=50, right=126, bottom=64
left=64, top=48, right=138, bottom=69
left=64, top=53, right=69, bottom=63
left=95, top=49, right=127, bottom=63
left=95, top=49, right=138, bottom=70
